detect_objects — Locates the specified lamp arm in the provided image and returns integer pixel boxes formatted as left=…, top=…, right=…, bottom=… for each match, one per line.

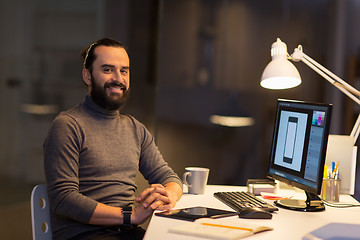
left=299, top=55, right=360, bottom=105
left=301, top=52, right=360, bottom=97
left=351, top=114, right=360, bottom=144
left=301, top=55, right=360, bottom=105
left=292, top=47, right=360, bottom=144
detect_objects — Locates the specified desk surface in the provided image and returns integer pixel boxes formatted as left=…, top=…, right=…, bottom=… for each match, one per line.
left=144, top=185, right=360, bottom=240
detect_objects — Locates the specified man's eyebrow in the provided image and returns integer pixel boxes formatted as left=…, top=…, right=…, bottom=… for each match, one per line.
left=100, top=64, right=129, bottom=70
left=100, top=64, right=115, bottom=68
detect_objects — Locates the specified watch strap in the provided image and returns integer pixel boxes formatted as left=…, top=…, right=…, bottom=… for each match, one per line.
left=122, top=206, right=132, bottom=226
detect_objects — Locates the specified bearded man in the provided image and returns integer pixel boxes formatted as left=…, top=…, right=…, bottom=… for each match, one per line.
left=43, top=38, right=182, bottom=240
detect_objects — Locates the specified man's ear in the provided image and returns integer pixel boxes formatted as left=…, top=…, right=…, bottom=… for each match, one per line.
left=82, top=69, right=91, bottom=86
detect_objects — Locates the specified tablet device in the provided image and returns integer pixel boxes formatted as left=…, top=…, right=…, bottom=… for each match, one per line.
left=155, top=206, right=237, bottom=221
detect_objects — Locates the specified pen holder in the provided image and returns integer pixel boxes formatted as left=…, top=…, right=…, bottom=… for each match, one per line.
left=321, top=178, right=340, bottom=202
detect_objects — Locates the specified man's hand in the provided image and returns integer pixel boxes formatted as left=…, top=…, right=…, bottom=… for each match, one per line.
left=88, top=182, right=182, bottom=226
left=131, top=201, right=154, bottom=225
left=135, top=182, right=182, bottom=211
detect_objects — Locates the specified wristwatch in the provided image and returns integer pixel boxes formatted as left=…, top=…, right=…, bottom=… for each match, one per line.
left=121, top=206, right=132, bottom=227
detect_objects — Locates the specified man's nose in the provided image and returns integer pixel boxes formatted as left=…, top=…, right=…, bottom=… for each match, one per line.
left=113, top=70, right=125, bottom=84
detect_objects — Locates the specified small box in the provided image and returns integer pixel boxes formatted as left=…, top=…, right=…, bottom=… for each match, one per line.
left=247, top=179, right=276, bottom=196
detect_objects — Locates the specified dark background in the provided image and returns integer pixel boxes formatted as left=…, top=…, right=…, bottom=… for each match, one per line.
left=1, top=0, right=360, bottom=239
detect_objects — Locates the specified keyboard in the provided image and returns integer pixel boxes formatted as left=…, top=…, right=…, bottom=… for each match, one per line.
left=214, top=191, right=279, bottom=213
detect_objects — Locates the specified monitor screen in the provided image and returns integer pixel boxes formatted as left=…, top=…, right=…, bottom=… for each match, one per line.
left=268, top=99, right=332, bottom=211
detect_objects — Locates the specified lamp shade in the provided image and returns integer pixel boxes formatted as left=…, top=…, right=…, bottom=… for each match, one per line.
left=260, top=38, right=301, bottom=90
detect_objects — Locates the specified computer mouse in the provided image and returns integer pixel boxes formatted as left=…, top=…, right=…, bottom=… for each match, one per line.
left=238, top=208, right=272, bottom=219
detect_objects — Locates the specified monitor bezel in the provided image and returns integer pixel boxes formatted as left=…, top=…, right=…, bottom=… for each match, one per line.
left=267, top=99, right=333, bottom=196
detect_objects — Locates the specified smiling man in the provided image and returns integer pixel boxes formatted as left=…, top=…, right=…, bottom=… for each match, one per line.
left=43, top=38, right=182, bottom=240
left=83, top=44, right=130, bottom=111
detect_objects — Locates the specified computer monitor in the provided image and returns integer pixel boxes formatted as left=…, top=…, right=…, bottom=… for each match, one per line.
left=267, top=99, right=332, bottom=212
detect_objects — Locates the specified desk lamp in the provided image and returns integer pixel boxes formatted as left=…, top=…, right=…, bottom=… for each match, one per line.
left=260, top=38, right=358, bottom=194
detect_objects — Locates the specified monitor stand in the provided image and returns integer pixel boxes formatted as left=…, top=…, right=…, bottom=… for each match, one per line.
left=274, top=191, right=325, bottom=212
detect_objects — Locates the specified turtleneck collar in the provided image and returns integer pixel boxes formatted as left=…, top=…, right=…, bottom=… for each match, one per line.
left=83, top=95, right=120, bottom=117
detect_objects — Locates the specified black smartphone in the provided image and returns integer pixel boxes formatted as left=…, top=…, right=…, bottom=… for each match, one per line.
left=155, top=206, right=237, bottom=221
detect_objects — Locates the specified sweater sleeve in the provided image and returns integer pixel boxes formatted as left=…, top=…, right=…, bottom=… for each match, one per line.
left=43, top=114, right=98, bottom=224
left=136, top=121, right=182, bottom=189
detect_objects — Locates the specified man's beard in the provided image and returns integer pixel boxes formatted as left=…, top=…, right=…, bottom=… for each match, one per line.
left=90, top=75, right=130, bottom=111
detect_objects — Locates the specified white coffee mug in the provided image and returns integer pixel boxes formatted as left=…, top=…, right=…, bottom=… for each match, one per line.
left=182, top=167, right=209, bottom=194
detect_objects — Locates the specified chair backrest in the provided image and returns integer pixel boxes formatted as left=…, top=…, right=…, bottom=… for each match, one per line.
left=31, top=184, right=53, bottom=240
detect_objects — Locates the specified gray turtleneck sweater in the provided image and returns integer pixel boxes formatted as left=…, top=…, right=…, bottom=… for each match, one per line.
left=44, top=95, right=182, bottom=240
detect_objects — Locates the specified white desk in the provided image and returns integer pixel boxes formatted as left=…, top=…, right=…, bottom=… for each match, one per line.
left=144, top=185, right=360, bottom=240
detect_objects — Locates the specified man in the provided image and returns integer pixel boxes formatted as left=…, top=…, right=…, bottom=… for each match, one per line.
left=44, top=38, right=183, bottom=240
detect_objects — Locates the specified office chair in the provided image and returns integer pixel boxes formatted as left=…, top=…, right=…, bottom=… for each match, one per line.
left=31, top=184, right=52, bottom=240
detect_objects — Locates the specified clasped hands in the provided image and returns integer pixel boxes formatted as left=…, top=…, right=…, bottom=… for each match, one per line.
left=136, top=183, right=176, bottom=210
left=89, top=183, right=181, bottom=226
left=131, top=183, right=176, bottom=225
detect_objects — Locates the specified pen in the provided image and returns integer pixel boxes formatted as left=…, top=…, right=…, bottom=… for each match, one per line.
left=323, top=165, right=327, bottom=179
left=331, top=162, right=339, bottom=179
left=201, top=222, right=253, bottom=231
left=333, top=162, right=339, bottom=179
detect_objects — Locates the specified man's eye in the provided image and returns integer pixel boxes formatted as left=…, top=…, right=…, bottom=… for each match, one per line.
left=121, top=69, right=129, bottom=75
left=103, top=68, right=112, bottom=73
